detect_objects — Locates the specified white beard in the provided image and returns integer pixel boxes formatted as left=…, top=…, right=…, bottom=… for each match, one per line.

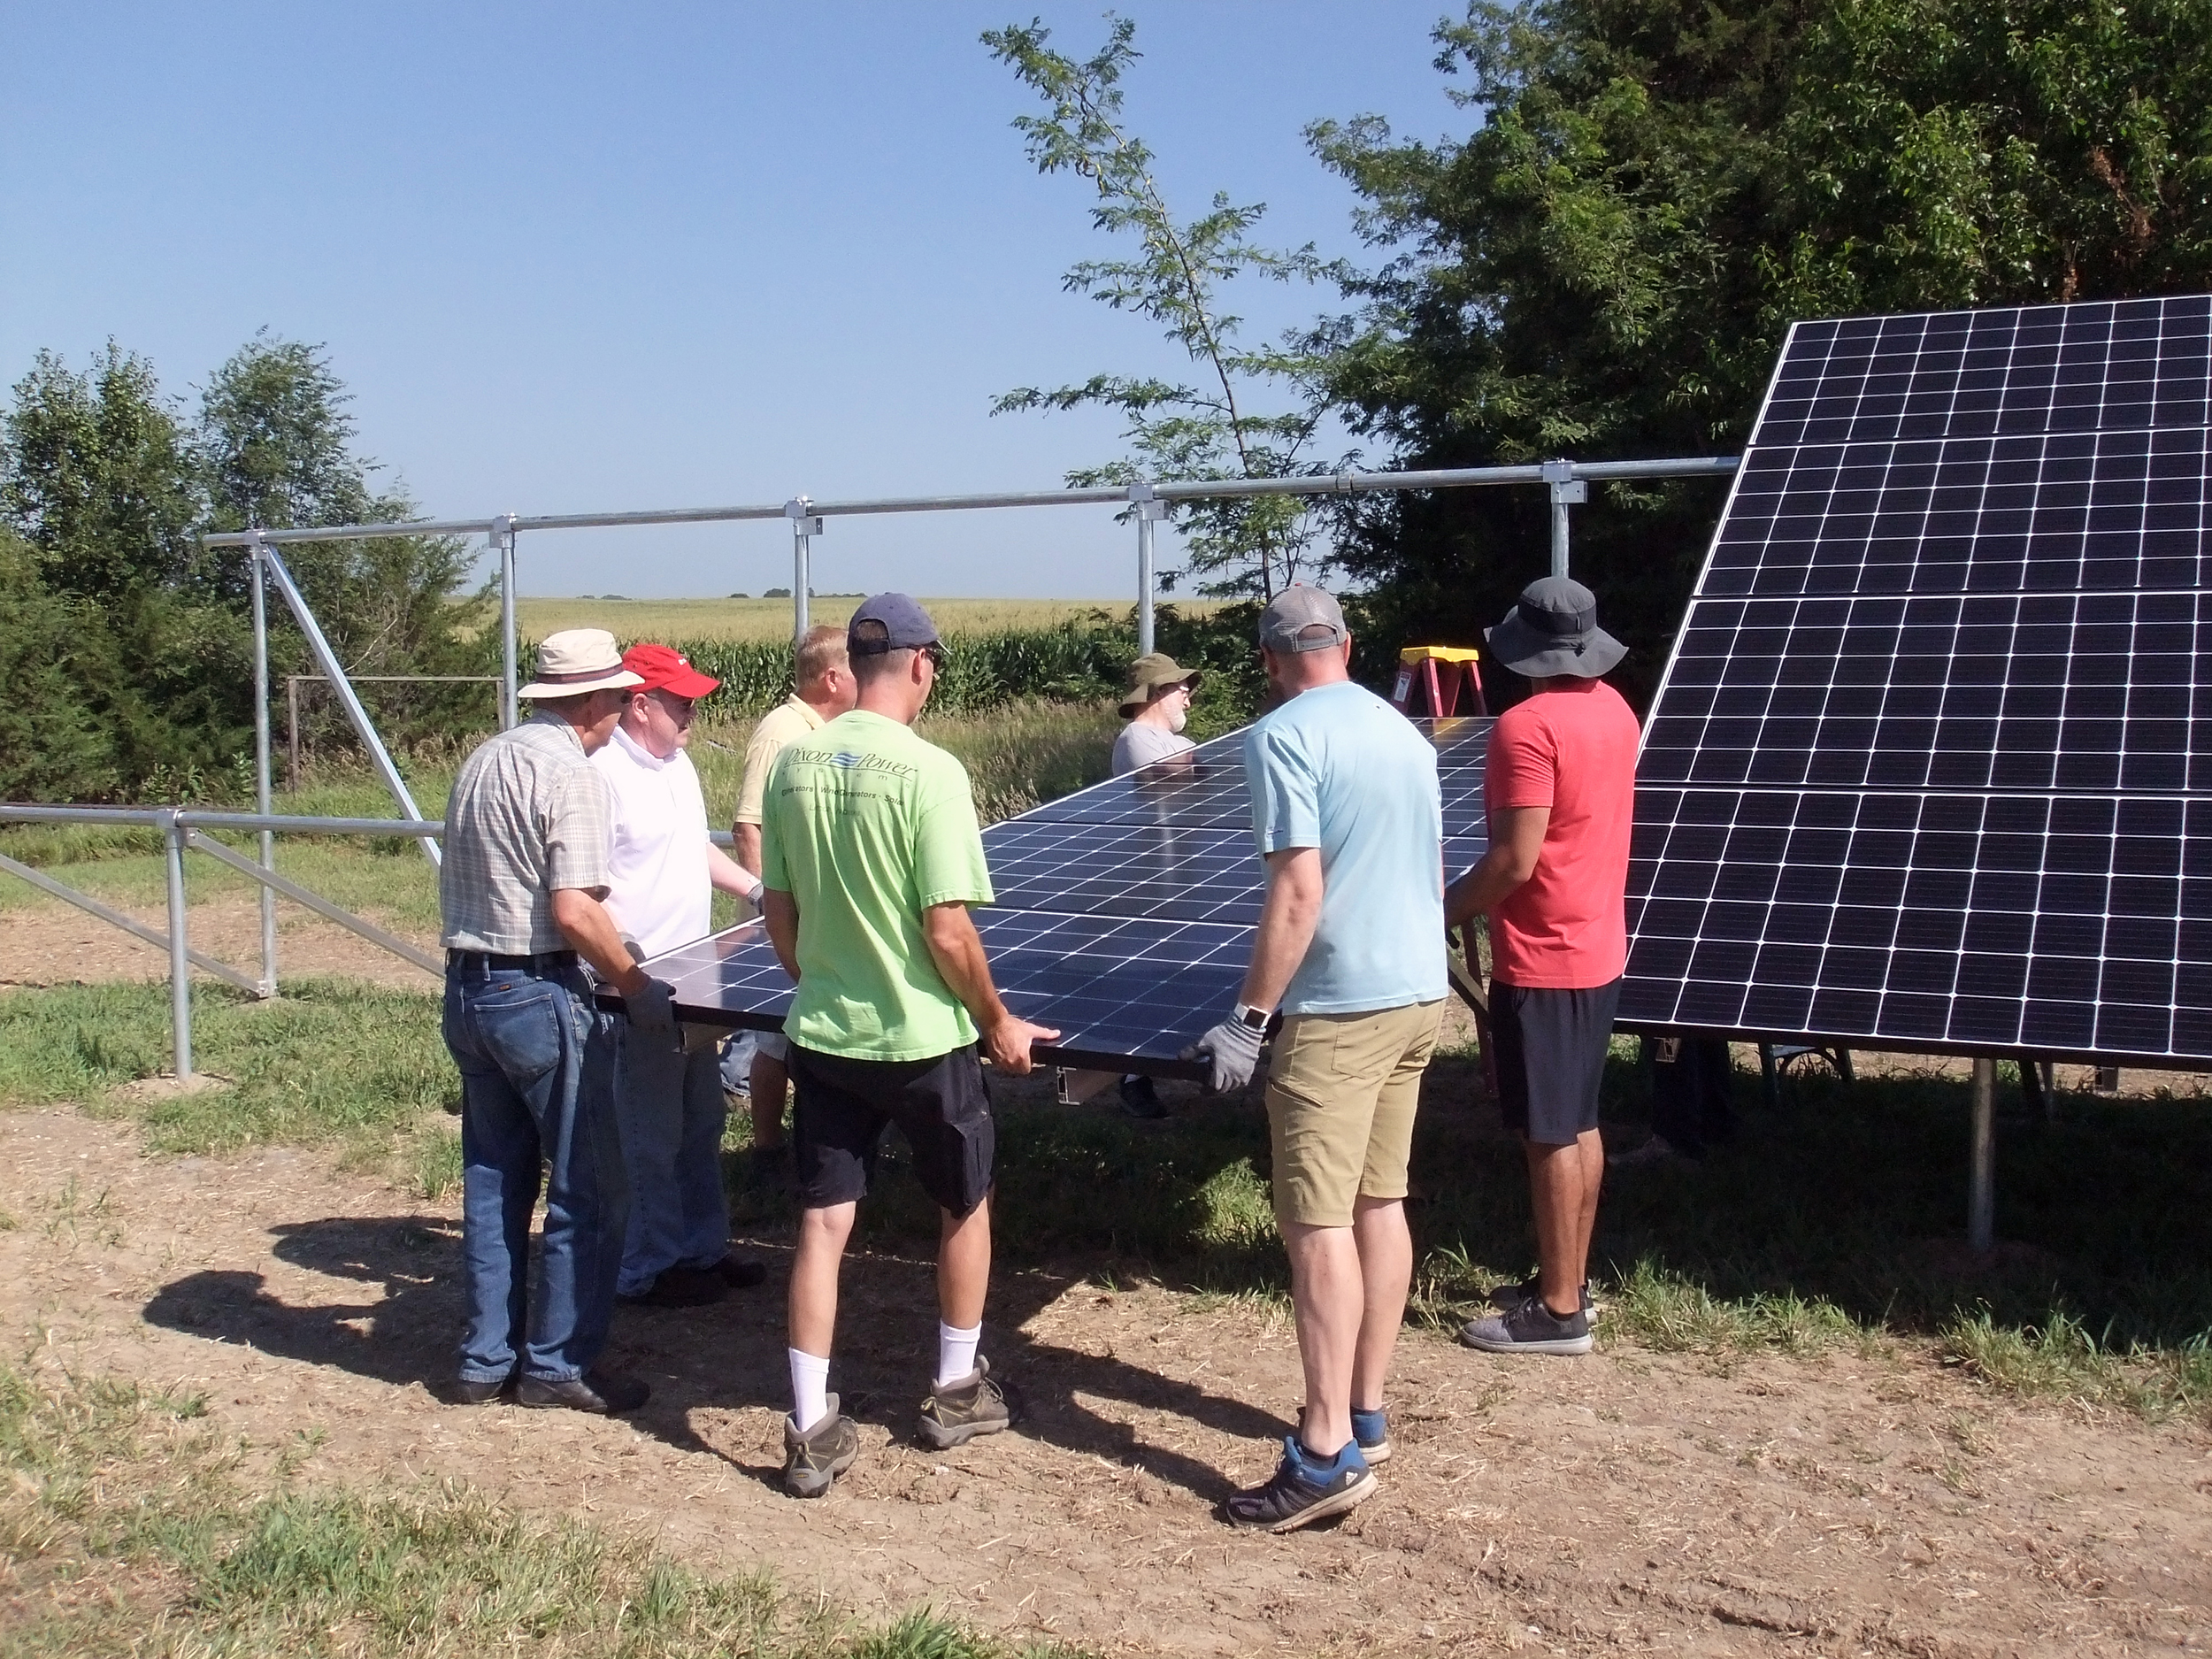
left=1168, top=705, right=1188, bottom=733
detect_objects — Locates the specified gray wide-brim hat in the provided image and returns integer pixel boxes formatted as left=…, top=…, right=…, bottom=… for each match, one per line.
left=1486, top=576, right=1626, bottom=678
left=1118, top=652, right=1202, bottom=718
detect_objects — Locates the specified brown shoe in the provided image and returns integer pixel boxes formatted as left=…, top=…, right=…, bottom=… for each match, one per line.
left=783, top=1395, right=860, bottom=1498
left=918, top=1356, right=1018, bottom=1449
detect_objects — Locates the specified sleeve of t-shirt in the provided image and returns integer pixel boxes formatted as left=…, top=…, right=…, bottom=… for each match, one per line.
left=734, top=725, right=780, bottom=826
left=1487, top=707, right=1559, bottom=810
left=545, top=765, right=613, bottom=895
left=912, top=757, right=995, bottom=908
left=1247, top=721, right=1321, bottom=853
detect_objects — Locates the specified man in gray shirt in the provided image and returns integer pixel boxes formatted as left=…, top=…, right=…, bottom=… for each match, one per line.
left=1111, top=653, right=1202, bottom=774
left=441, top=628, right=678, bottom=1416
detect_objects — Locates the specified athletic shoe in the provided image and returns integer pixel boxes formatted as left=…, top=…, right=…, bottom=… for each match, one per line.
left=517, top=1369, right=651, bottom=1414
left=618, top=1265, right=726, bottom=1309
left=783, top=1395, right=860, bottom=1498
left=1118, top=1074, right=1170, bottom=1119
left=1224, top=1435, right=1378, bottom=1532
left=917, top=1356, right=1018, bottom=1449
left=1459, top=1294, right=1594, bottom=1356
left=1301, top=1404, right=1392, bottom=1465
left=1608, top=1133, right=1694, bottom=1170
left=1488, top=1277, right=1597, bottom=1320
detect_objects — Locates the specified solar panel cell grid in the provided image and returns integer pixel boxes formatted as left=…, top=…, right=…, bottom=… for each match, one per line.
left=1626, top=291, right=2212, bottom=1066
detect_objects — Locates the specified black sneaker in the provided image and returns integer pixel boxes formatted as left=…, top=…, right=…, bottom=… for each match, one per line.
left=917, top=1356, right=1018, bottom=1449
left=1118, top=1074, right=1170, bottom=1119
left=1224, top=1435, right=1378, bottom=1532
left=1459, top=1294, right=1594, bottom=1356
left=1488, top=1277, right=1597, bottom=1320
left=783, top=1395, right=860, bottom=1499
left=714, top=1253, right=768, bottom=1290
left=618, top=1264, right=726, bottom=1309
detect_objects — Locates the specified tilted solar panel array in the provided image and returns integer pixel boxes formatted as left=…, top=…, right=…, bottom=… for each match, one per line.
left=1622, top=295, right=2212, bottom=1064
left=634, top=716, right=1494, bottom=1075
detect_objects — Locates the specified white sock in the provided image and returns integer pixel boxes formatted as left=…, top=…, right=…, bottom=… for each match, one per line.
left=788, top=1348, right=830, bottom=1433
left=936, top=1320, right=981, bottom=1387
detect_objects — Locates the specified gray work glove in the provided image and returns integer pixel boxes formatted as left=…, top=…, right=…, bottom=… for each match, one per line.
left=625, top=978, right=680, bottom=1049
left=1179, top=1013, right=1265, bottom=1095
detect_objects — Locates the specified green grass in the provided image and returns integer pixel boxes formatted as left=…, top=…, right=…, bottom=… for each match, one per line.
left=0, top=1361, right=1092, bottom=1658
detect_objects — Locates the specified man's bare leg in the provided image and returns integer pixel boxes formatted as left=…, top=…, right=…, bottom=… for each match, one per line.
left=1570, top=1128, right=1603, bottom=1294
left=1282, top=1220, right=1363, bottom=1456
left=788, top=1201, right=854, bottom=1358
left=937, top=1193, right=992, bottom=1331
left=1348, top=1196, right=1412, bottom=1413
left=1524, top=1139, right=1588, bottom=1317
left=749, top=1053, right=787, bottom=1151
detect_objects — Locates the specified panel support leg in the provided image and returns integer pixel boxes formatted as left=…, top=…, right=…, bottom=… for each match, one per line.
left=1130, top=481, right=1164, bottom=657
left=1968, top=1056, right=1996, bottom=1254
left=161, top=810, right=192, bottom=1080
left=248, top=537, right=276, bottom=996
left=494, top=515, right=518, bottom=731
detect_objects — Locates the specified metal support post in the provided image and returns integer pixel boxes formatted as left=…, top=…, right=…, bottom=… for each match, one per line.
left=160, top=810, right=192, bottom=1079
left=1130, top=481, right=1165, bottom=657
left=1542, top=460, right=1586, bottom=580
left=1968, top=1056, right=1997, bottom=1252
left=247, top=534, right=276, bottom=995
left=257, top=542, right=441, bottom=866
left=785, top=497, right=822, bottom=641
left=494, top=515, right=518, bottom=731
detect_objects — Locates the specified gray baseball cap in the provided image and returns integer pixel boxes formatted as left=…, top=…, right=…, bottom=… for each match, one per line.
left=1486, top=576, right=1626, bottom=678
left=847, top=592, right=941, bottom=655
left=1258, top=586, right=1348, bottom=654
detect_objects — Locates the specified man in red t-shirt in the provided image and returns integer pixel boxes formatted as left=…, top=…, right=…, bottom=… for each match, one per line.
left=1446, top=577, right=1640, bottom=1356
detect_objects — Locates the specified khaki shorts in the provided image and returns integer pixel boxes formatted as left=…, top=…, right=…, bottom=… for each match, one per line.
left=1265, top=1000, right=1444, bottom=1228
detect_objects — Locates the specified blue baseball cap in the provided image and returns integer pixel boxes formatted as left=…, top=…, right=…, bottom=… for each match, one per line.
left=848, top=592, right=941, bottom=655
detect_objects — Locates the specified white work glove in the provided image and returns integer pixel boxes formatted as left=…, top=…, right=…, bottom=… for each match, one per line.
left=625, top=979, right=680, bottom=1049
left=1179, top=1010, right=1267, bottom=1094
left=741, top=873, right=765, bottom=910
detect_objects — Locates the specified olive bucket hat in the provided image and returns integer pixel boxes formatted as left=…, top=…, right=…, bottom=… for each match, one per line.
left=1118, top=653, right=1202, bottom=718
left=1485, top=576, right=1626, bottom=679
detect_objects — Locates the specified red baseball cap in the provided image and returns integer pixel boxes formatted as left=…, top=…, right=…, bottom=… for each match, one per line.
left=620, top=642, right=720, bottom=700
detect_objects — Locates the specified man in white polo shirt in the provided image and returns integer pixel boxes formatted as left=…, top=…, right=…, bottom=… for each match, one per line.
left=595, top=641, right=770, bottom=1308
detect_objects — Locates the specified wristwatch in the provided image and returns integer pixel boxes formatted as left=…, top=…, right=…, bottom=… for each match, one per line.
left=1233, top=1002, right=1271, bottom=1032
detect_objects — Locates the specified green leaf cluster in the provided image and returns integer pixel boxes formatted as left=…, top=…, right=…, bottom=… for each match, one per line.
left=0, top=334, right=492, bottom=801
left=1309, top=0, right=2212, bottom=703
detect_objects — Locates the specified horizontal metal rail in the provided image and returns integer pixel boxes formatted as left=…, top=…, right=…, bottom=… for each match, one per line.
left=196, top=456, right=1741, bottom=547
left=0, top=850, right=261, bottom=995
left=184, top=831, right=443, bottom=977
left=0, top=805, right=444, bottom=835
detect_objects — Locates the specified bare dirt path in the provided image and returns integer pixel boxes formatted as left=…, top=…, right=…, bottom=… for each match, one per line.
left=0, top=891, right=438, bottom=993
left=6, top=1108, right=2208, bottom=1656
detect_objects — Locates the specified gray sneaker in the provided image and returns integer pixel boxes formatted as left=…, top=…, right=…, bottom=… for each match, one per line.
left=782, top=1395, right=860, bottom=1498
left=1460, top=1294, right=1594, bottom=1356
left=918, top=1356, right=1018, bottom=1449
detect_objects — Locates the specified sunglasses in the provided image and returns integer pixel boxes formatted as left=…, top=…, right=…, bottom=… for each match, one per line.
left=921, top=641, right=946, bottom=670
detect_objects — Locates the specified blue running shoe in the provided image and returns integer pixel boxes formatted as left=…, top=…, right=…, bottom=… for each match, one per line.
left=1224, top=1435, right=1377, bottom=1532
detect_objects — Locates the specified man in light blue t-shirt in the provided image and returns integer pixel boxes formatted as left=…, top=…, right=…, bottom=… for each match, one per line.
left=1182, top=586, right=1446, bottom=1533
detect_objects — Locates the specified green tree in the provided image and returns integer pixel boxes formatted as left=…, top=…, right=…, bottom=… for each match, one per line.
left=1310, top=0, right=2212, bottom=704
left=985, top=15, right=1342, bottom=599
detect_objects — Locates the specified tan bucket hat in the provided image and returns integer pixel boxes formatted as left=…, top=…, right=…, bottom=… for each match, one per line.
left=517, top=628, right=645, bottom=699
left=1118, top=652, right=1202, bottom=718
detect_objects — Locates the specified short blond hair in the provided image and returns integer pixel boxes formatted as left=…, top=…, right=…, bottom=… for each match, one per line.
left=795, top=624, right=848, bottom=692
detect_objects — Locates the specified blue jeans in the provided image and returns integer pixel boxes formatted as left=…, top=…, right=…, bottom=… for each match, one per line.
left=442, top=959, right=626, bottom=1385
left=719, top=1029, right=756, bottom=1095
left=614, top=1031, right=731, bottom=1296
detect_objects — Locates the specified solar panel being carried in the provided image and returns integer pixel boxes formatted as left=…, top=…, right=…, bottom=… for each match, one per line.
left=1623, top=294, right=2212, bottom=1066
left=627, top=716, right=1494, bottom=1076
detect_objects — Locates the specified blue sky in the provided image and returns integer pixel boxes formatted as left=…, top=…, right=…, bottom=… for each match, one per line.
left=1, top=3, right=1471, bottom=599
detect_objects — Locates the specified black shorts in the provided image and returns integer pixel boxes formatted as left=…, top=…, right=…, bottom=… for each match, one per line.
left=788, top=1042, right=995, bottom=1217
left=1490, top=977, right=1622, bottom=1145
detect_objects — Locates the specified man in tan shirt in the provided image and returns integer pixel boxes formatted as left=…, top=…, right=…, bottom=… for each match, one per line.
left=729, top=624, right=857, bottom=1167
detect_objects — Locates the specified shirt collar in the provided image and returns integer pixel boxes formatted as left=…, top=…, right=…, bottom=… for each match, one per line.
left=787, top=695, right=827, bottom=730
left=610, top=723, right=671, bottom=771
left=526, top=710, right=587, bottom=755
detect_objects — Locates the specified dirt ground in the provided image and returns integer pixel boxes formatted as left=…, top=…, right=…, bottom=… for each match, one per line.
left=6, top=1102, right=2210, bottom=1657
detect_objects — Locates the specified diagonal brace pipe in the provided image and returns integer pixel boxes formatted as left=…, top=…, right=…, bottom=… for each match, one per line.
left=184, top=831, right=443, bottom=977
left=0, top=850, right=262, bottom=996
left=255, top=536, right=441, bottom=867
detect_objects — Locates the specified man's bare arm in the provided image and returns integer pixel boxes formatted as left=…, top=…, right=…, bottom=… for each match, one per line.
left=1444, top=805, right=1550, bottom=929
left=921, top=901, right=1059, bottom=1074
left=732, top=822, right=764, bottom=877
left=706, top=841, right=762, bottom=900
left=762, top=887, right=801, bottom=979
left=1238, top=847, right=1325, bottom=1012
left=549, top=887, right=648, bottom=995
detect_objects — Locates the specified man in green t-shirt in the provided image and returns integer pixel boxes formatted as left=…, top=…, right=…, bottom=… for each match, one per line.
left=759, top=592, right=1057, bottom=1500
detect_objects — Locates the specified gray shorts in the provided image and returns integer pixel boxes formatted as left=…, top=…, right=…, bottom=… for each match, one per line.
left=1490, top=978, right=1622, bottom=1145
